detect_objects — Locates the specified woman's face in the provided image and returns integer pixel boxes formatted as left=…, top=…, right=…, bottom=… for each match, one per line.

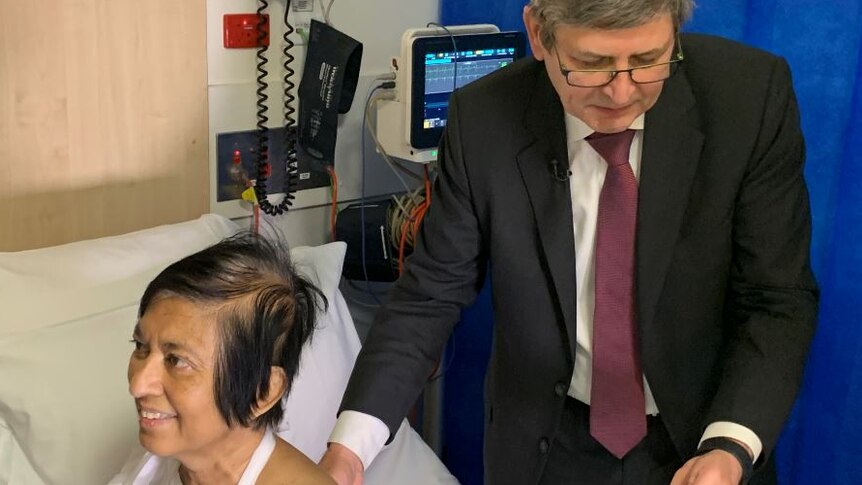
left=128, top=296, right=230, bottom=458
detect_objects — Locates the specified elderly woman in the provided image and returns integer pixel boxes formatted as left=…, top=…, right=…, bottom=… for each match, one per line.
left=110, top=233, right=335, bottom=485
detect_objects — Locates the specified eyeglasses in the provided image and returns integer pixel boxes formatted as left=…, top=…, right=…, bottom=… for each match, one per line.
left=554, top=36, right=684, bottom=88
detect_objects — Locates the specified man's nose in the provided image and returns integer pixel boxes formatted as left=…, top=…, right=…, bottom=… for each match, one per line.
left=601, top=70, right=637, bottom=105
left=128, top=355, right=163, bottom=398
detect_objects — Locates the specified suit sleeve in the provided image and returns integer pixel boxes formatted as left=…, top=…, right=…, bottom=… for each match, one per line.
left=338, top=92, right=488, bottom=438
left=705, top=56, right=818, bottom=461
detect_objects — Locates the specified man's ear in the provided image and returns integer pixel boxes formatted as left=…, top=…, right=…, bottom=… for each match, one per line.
left=523, top=6, right=547, bottom=61
left=254, top=367, right=287, bottom=418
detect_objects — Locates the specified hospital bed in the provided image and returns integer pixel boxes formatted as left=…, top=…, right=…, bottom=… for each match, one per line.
left=0, top=214, right=458, bottom=485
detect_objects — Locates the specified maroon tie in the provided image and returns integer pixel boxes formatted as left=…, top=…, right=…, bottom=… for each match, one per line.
left=586, top=129, right=646, bottom=459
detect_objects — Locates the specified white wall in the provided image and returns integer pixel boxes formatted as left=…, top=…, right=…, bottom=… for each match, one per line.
left=206, top=0, right=440, bottom=248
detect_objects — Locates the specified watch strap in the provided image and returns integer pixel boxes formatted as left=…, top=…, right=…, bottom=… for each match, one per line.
left=695, top=437, right=754, bottom=484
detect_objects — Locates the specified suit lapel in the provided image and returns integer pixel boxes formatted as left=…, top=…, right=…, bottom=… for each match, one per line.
left=637, top=71, right=704, bottom=334
left=512, top=62, right=704, bottom=361
left=515, top=66, right=578, bottom=363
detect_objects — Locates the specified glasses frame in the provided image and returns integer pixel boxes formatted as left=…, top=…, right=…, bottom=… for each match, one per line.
left=554, top=34, right=684, bottom=88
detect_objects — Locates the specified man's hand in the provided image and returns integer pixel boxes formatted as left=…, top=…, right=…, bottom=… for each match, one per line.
left=319, top=442, right=364, bottom=485
left=670, top=450, right=743, bottom=485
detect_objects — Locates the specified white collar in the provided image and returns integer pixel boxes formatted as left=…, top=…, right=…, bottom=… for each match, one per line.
left=237, top=428, right=277, bottom=485
left=565, top=112, right=645, bottom=142
left=127, top=428, right=278, bottom=485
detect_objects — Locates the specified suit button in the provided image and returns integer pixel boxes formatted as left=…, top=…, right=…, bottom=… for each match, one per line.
left=538, top=438, right=550, bottom=454
left=554, top=382, right=567, bottom=397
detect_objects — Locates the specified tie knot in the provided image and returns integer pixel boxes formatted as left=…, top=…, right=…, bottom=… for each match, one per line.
left=586, top=129, right=636, bottom=167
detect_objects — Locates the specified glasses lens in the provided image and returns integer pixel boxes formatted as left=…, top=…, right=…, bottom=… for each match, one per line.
left=630, top=62, right=676, bottom=83
left=566, top=71, right=613, bottom=87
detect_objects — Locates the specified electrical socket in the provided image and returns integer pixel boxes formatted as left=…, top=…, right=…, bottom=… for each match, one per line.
left=293, top=18, right=312, bottom=46
left=292, top=0, right=313, bottom=12
left=287, top=0, right=317, bottom=46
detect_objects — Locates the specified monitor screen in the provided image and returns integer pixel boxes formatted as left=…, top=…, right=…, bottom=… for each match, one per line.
left=410, top=31, right=526, bottom=150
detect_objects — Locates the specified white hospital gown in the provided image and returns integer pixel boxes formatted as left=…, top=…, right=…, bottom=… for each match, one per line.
left=107, top=430, right=276, bottom=485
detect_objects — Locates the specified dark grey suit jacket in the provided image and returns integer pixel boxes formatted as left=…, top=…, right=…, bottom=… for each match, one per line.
left=341, top=34, right=818, bottom=485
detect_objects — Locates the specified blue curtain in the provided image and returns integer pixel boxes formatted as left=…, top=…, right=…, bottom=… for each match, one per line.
left=440, top=1, right=862, bottom=484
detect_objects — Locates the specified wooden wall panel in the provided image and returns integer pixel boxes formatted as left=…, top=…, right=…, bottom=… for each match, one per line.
left=0, top=0, right=208, bottom=251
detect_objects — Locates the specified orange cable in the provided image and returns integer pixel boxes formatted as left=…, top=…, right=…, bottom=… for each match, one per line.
left=399, top=166, right=433, bottom=273
left=398, top=217, right=410, bottom=273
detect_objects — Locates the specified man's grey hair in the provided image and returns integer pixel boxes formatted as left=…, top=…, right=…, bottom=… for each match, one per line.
left=527, top=0, right=695, bottom=49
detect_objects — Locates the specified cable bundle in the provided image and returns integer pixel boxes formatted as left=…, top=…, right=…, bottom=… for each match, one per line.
left=387, top=166, right=432, bottom=273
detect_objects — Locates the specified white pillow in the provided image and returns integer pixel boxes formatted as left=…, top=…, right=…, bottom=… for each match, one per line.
left=278, top=288, right=358, bottom=461
left=0, top=303, right=142, bottom=485
left=280, top=244, right=459, bottom=484
left=0, top=214, right=238, bottom=288
left=0, top=215, right=241, bottom=485
left=0, top=214, right=353, bottom=485
left=0, top=218, right=452, bottom=485
left=0, top=214, right=240, bottom=337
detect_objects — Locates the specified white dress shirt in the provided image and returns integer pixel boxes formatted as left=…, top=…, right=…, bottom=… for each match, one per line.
left=564, top=113, right=762, bottom=462
left=330, top=114, right=763, bottom=470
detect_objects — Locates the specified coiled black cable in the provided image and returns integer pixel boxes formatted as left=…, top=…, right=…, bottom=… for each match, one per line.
left=253, top=0, right=299, bottom=216
left=279, top=0, right=299, bottom=211
left=253, top=1, right=271, bottom=210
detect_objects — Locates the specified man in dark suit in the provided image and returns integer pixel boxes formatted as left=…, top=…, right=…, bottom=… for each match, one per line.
left=320, top=1, right=818, bottom=484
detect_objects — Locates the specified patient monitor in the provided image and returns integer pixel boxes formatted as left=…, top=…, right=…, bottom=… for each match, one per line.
left=377, top=25, right=527, bottom=163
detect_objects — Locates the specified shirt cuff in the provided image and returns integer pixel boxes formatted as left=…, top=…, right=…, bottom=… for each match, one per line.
left=328, top=410, right=390, bottom=470
left=699, top=422, right=763, bottom=463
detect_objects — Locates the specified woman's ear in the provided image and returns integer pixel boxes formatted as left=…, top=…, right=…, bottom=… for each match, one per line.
left=254, top=367, right=287, bottom=417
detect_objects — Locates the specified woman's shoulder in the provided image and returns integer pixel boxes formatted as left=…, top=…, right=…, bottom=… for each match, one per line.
left=257, top=438, right=336, bottom=485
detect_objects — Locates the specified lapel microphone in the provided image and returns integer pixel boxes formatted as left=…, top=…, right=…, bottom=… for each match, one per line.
left=550, top=159, right=570, bottom=182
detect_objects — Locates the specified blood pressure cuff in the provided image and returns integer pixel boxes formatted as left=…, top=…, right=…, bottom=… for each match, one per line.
left=298, top=20, right=363, bottom=166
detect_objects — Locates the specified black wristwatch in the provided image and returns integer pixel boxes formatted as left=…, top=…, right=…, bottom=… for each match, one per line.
left=695, top=437, right=754, bottom=485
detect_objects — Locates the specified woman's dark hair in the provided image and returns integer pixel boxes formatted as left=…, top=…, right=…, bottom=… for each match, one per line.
left=138, top=232, right=327, bottom=430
